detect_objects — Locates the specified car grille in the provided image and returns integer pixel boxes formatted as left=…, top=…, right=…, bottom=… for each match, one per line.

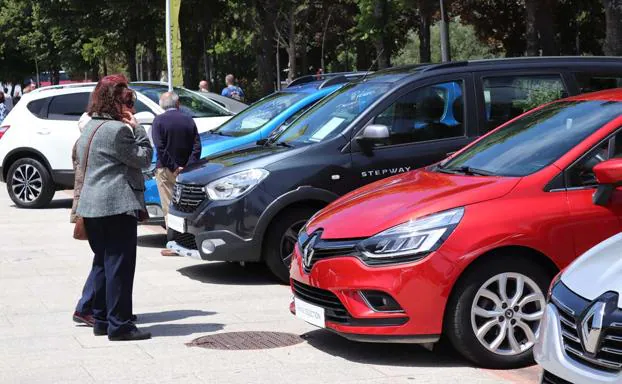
left=551, top=284, right=622, bottom=373
left=171, top=183, right=206, bottom=213
left=298, top=231, right=358, bottom=273
left=173, top=232, right=198, bottom=250
left=541, top=370, right=572, bottom=384
left=291, top=280, right=351, bottom=324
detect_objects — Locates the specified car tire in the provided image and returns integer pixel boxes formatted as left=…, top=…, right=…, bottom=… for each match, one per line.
left=6, top=157, right=55, bottom=208
left=263, top=206, right=316, bottom=284
left=445, top=256, right=551, bottom=369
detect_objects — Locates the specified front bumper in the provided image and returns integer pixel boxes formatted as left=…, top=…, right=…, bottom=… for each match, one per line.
left=165, top=186, right=273, bottom=262
left=289, top=246, right=450, bottom=341
left=534, top=303, right=622, bottom=384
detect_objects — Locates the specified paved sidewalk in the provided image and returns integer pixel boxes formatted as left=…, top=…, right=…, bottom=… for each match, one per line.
left=0, top=190, right=541, bottom=383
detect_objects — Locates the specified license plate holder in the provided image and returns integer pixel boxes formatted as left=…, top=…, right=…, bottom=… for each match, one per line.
left=167, top=214, right=186, bottom=233
left=294, top=297, right=325, bottom=328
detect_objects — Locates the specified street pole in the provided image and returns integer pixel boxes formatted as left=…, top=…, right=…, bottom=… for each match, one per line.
left=165, top=0, right=173, bottom=91
left=439, top=0, right=451, bottom=62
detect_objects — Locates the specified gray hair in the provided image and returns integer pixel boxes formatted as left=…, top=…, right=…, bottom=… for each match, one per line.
left=159, top=91, right=179, bottom=110
left=225, top=74, right=234, bottom=85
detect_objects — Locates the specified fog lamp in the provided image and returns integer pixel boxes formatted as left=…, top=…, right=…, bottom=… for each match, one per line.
left=201, top=240, right=216, bottom=254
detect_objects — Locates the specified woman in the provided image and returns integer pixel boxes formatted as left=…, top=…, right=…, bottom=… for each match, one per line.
left=75, top=74, right=153, bottom=341
left=0, top=91, right=7, bottom=123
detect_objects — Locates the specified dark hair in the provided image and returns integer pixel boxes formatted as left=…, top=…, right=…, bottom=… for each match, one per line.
left=87, top=74, right=132, bottom=120
left=0, top=91, right=5, bottom=104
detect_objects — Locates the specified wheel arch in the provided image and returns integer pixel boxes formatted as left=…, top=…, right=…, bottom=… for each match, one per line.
left=2, top=147, right=53, bottom=181
left=255, top=186, right=339, bottom=258
left=442, top=245, right=560, bottom=329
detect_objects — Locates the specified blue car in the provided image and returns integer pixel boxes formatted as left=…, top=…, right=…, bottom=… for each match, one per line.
left=143, top=73, right=364, bottom=223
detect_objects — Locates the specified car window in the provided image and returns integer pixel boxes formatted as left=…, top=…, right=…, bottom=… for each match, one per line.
left=567, top=130, right=622, bottom=187
left=275, top=81, right=391, bottom=146
left=574, top=73, right=622, bottom=94
left=27, top=98, right=49, bottom=119
left=47, top=93, right=90, bottom=121
left=482, top=74, right=566, bottom=133
left=368, top=81, right=464, bottom=147
left=134, top=99, right=151, bottom=114
left=264, top=99, right=321, bottom=141
left=440, top=100, right=622, bottom=177
left=211, top=91, right=308, bottom=137
left=132, top=86, right=230, bottom=118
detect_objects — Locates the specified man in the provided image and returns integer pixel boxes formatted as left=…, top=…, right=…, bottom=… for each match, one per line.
left=198, top=80, right=209, bottom=93
left=221, top=74, right=244, bottom=102
left=3, top=88, right=13, bottom=112
left=152, top=92, right=201, bottom=256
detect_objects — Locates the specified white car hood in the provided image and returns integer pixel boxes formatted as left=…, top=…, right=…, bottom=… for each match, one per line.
left=194, top=116, right=231, bottom=134
left=562, top=232, right=622, bottom=308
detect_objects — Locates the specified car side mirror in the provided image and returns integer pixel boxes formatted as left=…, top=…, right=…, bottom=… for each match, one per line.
left=357, top=124, right=390, bottom=151
left=135, top=111, right=155, bottom=125
left=593, top=159, right=622, bottom=206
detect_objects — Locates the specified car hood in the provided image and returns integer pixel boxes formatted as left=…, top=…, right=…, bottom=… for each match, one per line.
left=199, top=132, right=257, bottom=158
left=176, top=144, right=296, bottom=185
left=562, top=232, right=622, bottom=308
left=306, top=169, right=520, bottom=239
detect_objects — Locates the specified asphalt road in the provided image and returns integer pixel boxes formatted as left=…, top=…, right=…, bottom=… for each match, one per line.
left=0, top=189, right=542, bottom=383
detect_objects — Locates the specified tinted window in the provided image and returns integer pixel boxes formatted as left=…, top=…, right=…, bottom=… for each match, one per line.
left=575, top=73, right=622, bottom=94
left=482, top=75, right=566, bottom=133
left=211, top=91, right=307, bottom=137
left=440, top=100, right=622, bottom=177
left=275, top=82, right=391, bottom=146
left=370, top=81, right=464, bottom=147
left=134, top=99, right=151, bottom=114
left=48, top=93, right=89, bottom=121
left=27, top=98, right=49, bottom=119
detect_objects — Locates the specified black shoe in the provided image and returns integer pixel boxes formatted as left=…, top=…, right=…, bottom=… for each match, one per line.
left=93, top=324, right=107, bottom=336
left=108, top=329, right=151, bottom=341
left=131, top=314, right=138, bottom=322
left=73, top=312, right=95, bottom=327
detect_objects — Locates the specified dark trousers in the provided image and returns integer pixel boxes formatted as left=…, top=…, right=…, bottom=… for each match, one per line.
left=84, top=214, right=138, bottom=337
left=75, top=267, right=95, bottom=314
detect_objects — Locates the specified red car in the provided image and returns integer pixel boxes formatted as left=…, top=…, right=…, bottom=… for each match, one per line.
left=290, top=89, right=622, bottom=369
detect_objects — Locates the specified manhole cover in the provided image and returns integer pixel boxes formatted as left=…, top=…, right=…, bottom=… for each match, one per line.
left=187, top=331, right=304, bottom=350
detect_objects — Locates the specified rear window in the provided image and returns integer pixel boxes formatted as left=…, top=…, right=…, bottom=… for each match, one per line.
left=27, top=98, right=49, bottom=119
left=575, top=72, right=622, bottom=93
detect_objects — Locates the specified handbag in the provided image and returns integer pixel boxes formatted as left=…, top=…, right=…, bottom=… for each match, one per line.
left=73, top=121, right=107, bottom=240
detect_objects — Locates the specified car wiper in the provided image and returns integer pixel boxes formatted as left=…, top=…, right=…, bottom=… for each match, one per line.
left=275, top=141, right=294, bottom=148
left=438, top=165, right=496, bottom=176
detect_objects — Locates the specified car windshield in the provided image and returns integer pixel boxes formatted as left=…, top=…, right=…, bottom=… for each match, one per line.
left=440, top=100, right=622, bottom=177
left=208, top=91, right=308, bottom=137
left=132, top=85, right=231, bottom=118
left=273, top=81, right=391, bottom=145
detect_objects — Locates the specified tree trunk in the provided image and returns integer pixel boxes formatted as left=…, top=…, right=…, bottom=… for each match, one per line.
left=373, top=0, right=390, bottom=68
left=602, top=0, right=622, bottom=55
left=126, top=44, right=137, bottom=81
left=418, top=0, right=432, bottom=63
left=356, top=40, right=371, bottom=70
left=536, top=0, right=556, bottom=55
left=525, top=0, right=539, bottom=55
left=255, top=0, right=278, bottom=94
left=287, top=7, right=296, bottom=81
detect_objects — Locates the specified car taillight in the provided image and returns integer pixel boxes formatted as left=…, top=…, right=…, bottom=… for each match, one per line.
left=0, top=125, right=9, bottom=140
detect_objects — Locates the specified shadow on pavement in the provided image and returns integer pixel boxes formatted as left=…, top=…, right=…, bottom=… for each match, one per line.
left=138, top=309, right=217, bottom=324
left=137, top=234, right=167, bottom=249
left=177, top=262, right=278, bottom=286
left=13, top=198, right=73, bottom=210
left=141, top=322, right=224, bottom=337
left=301, top=329, right=468, bottom=368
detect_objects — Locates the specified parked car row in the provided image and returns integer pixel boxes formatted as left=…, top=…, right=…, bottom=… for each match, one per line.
left=159, top=57, right=622, bottom=377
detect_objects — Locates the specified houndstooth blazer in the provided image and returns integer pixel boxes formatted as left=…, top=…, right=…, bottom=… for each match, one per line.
left=75, top=118, right=153, bottom=218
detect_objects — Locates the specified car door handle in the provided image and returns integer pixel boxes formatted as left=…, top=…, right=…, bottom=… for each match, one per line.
left=36, top=129, right=51, bottom=135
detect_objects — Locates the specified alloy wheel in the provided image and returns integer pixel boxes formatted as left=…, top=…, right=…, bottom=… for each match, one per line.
left=470, top=272, right=545, bottom=356
left=11, top=164, right=43, bottom=204
left=280, top=219, right=307, bottom=269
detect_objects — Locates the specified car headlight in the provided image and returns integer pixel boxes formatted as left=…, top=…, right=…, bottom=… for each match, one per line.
left=357, top=207, right=464, bottom=264
left=205, top=169, right=269, bottom=200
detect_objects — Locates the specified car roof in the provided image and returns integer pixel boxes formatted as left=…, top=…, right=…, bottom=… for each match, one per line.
left=365, top=56, right=622, bottom=84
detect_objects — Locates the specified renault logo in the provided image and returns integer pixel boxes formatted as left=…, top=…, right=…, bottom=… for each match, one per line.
left=580, top=301, right=606, bottom=354
left=172, top=184, right=182, bottom=204
left=302, top=234, right=318, bottom=269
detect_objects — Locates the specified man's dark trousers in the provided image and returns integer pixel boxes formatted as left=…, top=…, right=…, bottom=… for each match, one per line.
left=84, top=214, right=137, bottom=337
left=75, top=267, right=95, bottom=314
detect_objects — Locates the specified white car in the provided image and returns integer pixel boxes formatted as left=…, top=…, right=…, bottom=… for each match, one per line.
left=0, top=84, right=232, bottom=208
left=535, top=232, right=622, bottom=383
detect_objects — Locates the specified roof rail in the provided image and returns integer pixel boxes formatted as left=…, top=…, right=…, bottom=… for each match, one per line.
left=31, top=82, right=97, bottom=93
left=287, top=71, right=369, bottom=88
left=421, top=61, right=468, bottom=72
left=317, top=72, right=369, bottom=89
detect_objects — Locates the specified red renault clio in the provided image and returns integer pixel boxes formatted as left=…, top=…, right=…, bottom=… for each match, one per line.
left=290, top=89, right=622, bottom=369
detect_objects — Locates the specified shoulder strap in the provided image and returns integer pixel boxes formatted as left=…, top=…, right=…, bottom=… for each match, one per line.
left=80, top=120, right=108, bottom=175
